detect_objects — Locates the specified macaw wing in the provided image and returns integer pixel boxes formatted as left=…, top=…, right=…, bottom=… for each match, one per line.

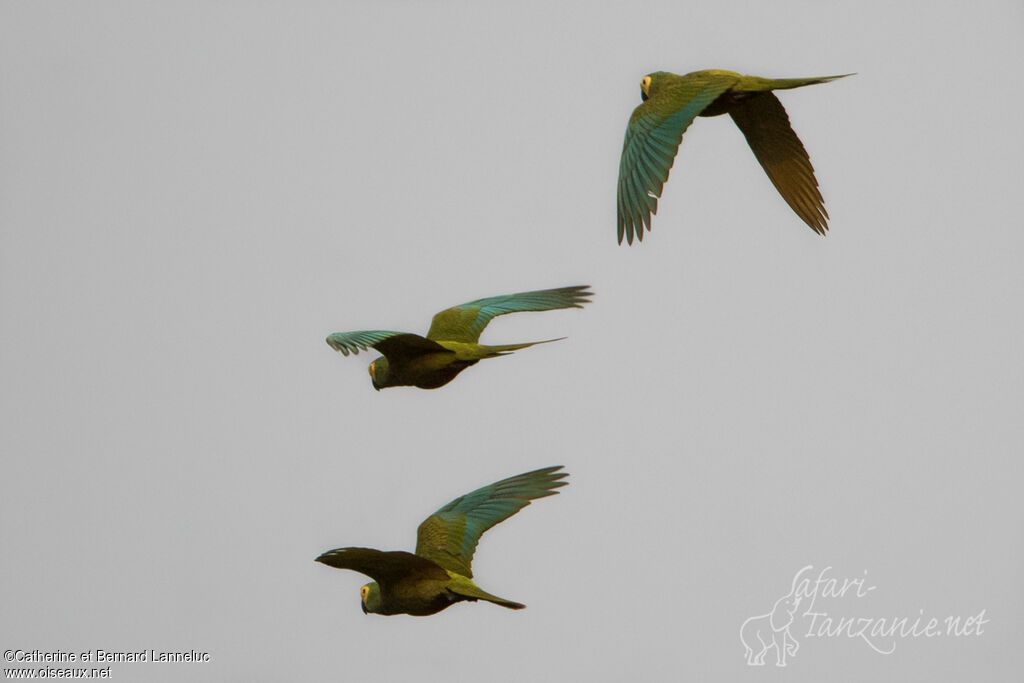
left=425, top=286, right=591, bottom=343
left=315, top=547, right=448, bottom=590
left=325, top=331, right=451, bottom=362
left=414, top=466, right=568, bottom=578
left=617, top=78, right=735, bottom=245
left=728, top=92, right=828, bottom=235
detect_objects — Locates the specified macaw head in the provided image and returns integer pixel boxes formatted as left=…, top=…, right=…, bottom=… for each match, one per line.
left=640, top=72, right=672, bottom=102
left=367, top=357, right=390, bottom=390
left=360, top=582, right=382, bottom=614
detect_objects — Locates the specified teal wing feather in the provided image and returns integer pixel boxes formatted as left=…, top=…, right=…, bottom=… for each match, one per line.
left=414, top=466, right=569, bottom=578
left=325, top=330, right=407, bottom=356
left=315, top=547, right=449, bottom=590
left=617, top=76, right=735, bottom=244
left=425, top=286, right=592, bottom=343
left=326, top=331, right=451, bottom=361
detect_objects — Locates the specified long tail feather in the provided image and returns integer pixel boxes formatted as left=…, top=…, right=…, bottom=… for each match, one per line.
left=480, top=337, right=566, bottom=357
left=450, top=580, right=526, bottom=610
left=737, top=73, right=854, bottom=93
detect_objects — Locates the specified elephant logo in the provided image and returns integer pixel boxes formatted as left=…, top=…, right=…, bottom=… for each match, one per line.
left=740, top=575, right=803, bottom=667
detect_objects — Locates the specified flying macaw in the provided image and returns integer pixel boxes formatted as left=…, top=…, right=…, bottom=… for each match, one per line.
left=616, top=69, right=852, bottom=244
left=316, top=466, right=569, bottom=616
left=326, top=285, right=592, bottom=390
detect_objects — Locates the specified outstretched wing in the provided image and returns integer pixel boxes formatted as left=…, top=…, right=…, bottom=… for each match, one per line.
left=315, top=547, right=448, bottom=589
left=617, top=75, right=735, bottom=245
left=415, top=466, right=569, bottom=578
left=425, top=286, right=592, bottom=343
left=325, top=331, right=451, bottom=361
left=728, top=92, right=828, bottom=235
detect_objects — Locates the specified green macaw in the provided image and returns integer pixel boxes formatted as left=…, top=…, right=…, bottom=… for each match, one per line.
left=326, top=285, right=592, bottom=390
left=316, top=466, right=569, bottom=616
left=617, top=69, right=852, bottom=244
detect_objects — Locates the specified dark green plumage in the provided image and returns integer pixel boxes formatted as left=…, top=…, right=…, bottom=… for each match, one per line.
left=326, top=285, right=592, bottom=390
left=617, top=69, right=852, bottom=244
left=316, top=466, right=569, bottom=616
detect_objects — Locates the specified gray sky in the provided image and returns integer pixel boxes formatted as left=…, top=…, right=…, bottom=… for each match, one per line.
left=2, top=1, right=1021, bottom=680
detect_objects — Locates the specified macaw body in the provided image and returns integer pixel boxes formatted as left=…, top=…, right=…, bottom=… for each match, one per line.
left=372, top=339, right=480, bottom=391
left=357, top=561, right=524, bottom=616
left=317, top=466, right=569, bottom=616
left=327, top=286, right=592, bottom=390
left=617, top=69, right=852, bottom=244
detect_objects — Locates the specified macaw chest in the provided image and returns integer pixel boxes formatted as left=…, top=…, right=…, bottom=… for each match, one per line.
left=386, top=579, right=462, bottom=616
left=392, top=351, right=476, bottom=389
left=701, top=89, right=751, bottom=118
left=404, top=352, right=461, bottom=374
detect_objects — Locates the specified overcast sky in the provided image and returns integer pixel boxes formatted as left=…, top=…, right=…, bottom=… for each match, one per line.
left=2, top=1, right=1021, bottom=681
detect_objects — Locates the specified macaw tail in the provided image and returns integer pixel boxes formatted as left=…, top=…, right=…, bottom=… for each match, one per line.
left=739, top=73, right=854, bottom=93
left=451, top=583, right=526, bottom=610
left=480, top=595, right=526, bottom=610
left=480, top=337, right=566, bottom=358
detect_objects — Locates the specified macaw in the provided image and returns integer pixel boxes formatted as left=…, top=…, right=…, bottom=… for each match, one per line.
left=326, top=285, right=592, bottom=389
left=316, top=466, right=569, bottom=616
left=617, top=69, right=852, bottom=244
